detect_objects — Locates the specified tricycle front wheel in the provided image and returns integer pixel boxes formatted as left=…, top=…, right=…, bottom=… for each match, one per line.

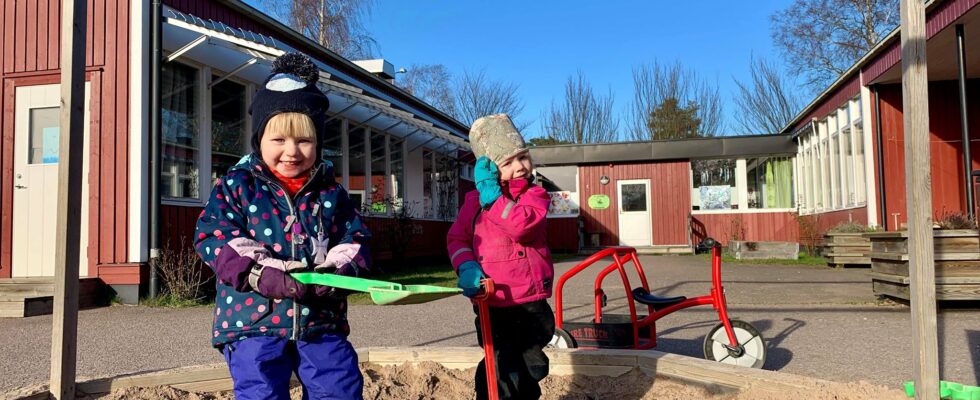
left=703, top=319, right=766, bottom=369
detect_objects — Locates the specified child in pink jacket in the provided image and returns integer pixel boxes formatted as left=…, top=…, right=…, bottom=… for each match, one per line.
left=447, top=114, right=555, bottom=400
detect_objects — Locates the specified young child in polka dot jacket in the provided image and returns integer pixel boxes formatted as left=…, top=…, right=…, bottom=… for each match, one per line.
left=194, top=53, right=370, bottom=400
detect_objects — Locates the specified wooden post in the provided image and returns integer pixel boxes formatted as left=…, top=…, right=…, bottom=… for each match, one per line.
left=50, top=0, right=88, bottom=398
left=899, top=1, right=940, bottom=399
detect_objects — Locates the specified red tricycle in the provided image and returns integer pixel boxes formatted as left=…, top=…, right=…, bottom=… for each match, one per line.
left=549, top=244, right=766, bottom=369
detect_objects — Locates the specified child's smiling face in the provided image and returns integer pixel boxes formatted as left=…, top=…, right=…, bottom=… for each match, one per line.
left=260, top=113, right=317, bottom=178
left=498, top=151, right=532, bottom=181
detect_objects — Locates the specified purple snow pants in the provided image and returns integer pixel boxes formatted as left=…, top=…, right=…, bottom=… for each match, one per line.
left=222, top=334, right=363, bottom=400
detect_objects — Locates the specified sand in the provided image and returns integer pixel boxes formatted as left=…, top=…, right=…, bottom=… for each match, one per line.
left=86, top=361, right=907, bottom=400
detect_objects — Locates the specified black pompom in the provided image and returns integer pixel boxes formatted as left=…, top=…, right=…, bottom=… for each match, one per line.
left=272, top=53, right=319, bottom=86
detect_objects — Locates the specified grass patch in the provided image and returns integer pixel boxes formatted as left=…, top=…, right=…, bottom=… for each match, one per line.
left=696, top=252, right=828, bottom=266
left=140, top=293, right=211, bottom=308
left=347, top=262, right=458, bottom=305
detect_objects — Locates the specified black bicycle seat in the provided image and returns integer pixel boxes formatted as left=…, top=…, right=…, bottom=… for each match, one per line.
left=631, top=287, right=687, bottom=309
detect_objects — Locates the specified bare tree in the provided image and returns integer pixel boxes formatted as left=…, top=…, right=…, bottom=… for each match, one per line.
left=395, top=63, right=456, bottom=117
left=263, top=0, right=378, bottom=60
left=453, top=69, right=528, bottom=130
left=732, top=56, right=803, bottom=134
left=542, top=71, right=619, bottom=144
left=628, top=61, right=723, bottom=141
left=771, top=0, right=899, bottom=90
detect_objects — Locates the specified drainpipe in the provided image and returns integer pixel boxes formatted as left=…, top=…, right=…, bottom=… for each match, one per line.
left=956, top=24, right=974, bottom=220
left=874, top=85, right=888, bottom=230
left=149, top=0, right=162, bottom=299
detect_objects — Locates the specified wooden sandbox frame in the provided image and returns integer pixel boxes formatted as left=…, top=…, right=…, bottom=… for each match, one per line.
left=8, top=347, right=832, bottom=399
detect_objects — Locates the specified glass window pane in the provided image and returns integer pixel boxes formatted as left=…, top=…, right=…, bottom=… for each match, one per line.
left=747, top=157, right=795, bottom=209
left=162, top=62, right=199, bottom=200
left=841, top=123, right=853, bottom=206
left=621, top=184, right=647, bottom=212
left=853, top=123, right=866, bottom=203
left=322, top=118, right=343, bottom=179
left=210, top=77, right=246, bottom=183
left=691, top=159, right=735, bottom=210
left=28, top=107, right=60, bottom=164
left=347, top=127, right=367, bottom=212
left=423, top=150, right=434, bottom=218
left=369, top=131, right=387, bottom=212
left=390, top=136, right=404, bottom=207
left=435, top=154, right=458, bottom=220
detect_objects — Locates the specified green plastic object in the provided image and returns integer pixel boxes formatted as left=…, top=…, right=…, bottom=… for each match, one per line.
left=290, top=272, right=462, bottom=306
left=904, top=380, right=980, bottom=399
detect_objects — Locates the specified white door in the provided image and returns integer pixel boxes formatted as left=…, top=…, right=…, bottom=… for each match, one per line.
left=12, top=84, right=91, bottom=277
left=617, top=179, right=652, bottom=247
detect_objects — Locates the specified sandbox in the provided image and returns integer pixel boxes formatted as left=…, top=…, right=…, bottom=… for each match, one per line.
left=6, top=347, right=905, bottom=399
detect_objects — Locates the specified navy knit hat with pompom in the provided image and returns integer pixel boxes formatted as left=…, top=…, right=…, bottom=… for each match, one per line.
left=249, top=53, right=330, bottom=157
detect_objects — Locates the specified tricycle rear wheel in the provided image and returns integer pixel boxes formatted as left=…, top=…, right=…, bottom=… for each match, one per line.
left=703, top=319, right=766, bottom=369
left=547, top=328, right=577, bottom=349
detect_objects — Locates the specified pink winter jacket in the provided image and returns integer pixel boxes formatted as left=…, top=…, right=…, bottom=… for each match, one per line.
left=447, top=178, right=554, bottom=307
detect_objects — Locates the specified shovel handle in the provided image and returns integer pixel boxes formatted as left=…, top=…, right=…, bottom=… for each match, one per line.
left=475, top=279, right=498, bottom=400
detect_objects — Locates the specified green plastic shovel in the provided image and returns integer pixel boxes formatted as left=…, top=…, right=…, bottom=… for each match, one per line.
left=290, top=272, right=462, bottom=305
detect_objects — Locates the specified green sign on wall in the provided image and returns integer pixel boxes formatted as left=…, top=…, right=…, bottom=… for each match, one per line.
left=588, top=194, right=610, bottom=210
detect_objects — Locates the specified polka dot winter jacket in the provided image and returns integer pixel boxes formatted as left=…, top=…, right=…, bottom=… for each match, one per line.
left=194, top=154, right=371, bottom=348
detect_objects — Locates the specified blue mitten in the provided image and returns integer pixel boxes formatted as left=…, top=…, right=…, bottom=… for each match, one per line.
left=456, top=261, right=485, bottom=298
left=474, top=157, right=502, bottom=207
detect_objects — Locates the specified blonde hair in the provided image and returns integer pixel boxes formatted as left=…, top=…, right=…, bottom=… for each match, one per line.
left=263, top=112, right=316, bottom=140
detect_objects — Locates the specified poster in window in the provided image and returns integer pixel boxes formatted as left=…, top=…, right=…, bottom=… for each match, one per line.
left=699, top=185, right=731, bottom=210
left=547, top=191, right=579, bottom=217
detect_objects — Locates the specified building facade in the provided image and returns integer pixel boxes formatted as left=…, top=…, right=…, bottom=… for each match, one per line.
left=0, top=0, right=471, bottom=302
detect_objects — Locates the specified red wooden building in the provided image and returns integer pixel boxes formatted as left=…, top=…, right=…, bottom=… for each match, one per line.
left=533, top=0, right=980, bottom=254
left=0, top=0, right=471, bottom=305
left=783, top=0, right=980, bottom=234
left=530, top=135, right=798, bottom=253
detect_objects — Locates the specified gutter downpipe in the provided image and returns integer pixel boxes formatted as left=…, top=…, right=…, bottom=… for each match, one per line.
left=956, top=24, right=974, bottom=220
left=874, top=85, right=888, bottom=230
left=149, top=0, right=162, bottom=299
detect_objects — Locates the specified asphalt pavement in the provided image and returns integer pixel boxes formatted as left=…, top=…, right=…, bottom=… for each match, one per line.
left=1, top=254, right=978, bottom=395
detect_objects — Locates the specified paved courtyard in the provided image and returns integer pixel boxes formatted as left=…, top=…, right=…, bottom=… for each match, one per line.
left=1, top=254, right=978, bottom=394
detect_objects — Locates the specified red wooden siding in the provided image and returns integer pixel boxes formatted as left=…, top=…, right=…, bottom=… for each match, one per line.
left=876, top=81, right=980, bottom=229
left=690, top=212, right=800, bottom=246
left=579, top=161, right=690, bottom=247
left=813, top=207, right=869, bottom=234
left=546, top=218, right=578, bottom=252
left=1, top=0, right=131, bottom=278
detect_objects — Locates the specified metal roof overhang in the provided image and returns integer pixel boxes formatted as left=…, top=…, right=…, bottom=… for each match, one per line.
left=529, top=135, right=797, bottom=166
left=161, top=8, right=468, bottom=154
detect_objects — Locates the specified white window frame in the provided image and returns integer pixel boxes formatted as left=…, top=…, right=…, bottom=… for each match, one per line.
left=161, top=61, right=252, bottom=207
left=690, top=156, right=797, bottom=215
left=796, top=95, right=870, bottom=216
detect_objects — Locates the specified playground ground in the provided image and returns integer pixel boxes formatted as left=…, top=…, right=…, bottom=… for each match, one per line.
left=1, top=253, right=978, bottom=394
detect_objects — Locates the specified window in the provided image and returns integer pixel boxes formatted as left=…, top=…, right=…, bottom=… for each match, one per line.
left=28, top=107, right=60, bottom=164
left=850, top=98, right=867, bottom=204
left=368, top=130, right=387, bottom=214
left=435, top=154, right=458, bottom=219
left=161, top=62, right=200, bottom=200
left=536, top=166, right=580, bottom=217
left=839, top=108, right=854, bottom=206
left=692, top=159, right=736, bottom=210
left=746, top=157, right=794, bottom=209
left=210, top=77, right=247, bottom=184
left=389, top=136, right=405, bottom=211
left=795, top=95, right=870, bottom=215
left=422, top=150, right=434, bottom=218
left=348, top=127, right=367, bottom=212
left=322, top=118, right=343, bottom=179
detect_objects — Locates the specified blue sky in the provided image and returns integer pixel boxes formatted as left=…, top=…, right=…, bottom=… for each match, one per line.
left=365, top=1, right=803, bottom=137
